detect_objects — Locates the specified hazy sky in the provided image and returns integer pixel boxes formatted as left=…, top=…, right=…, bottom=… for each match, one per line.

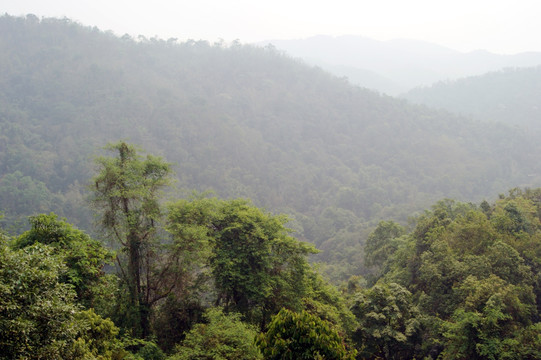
left=4, top=0, right=541, bottom=54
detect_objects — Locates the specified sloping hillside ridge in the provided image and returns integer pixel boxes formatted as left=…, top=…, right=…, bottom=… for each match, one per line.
left=403, top=66, right=541, bottom=131
left=1, top=15, right=540, bottom=278
left=264, top=35, right=541, bottom=94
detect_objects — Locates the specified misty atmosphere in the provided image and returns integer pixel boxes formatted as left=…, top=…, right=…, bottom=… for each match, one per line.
left=1, top=3, right=541, bottom=359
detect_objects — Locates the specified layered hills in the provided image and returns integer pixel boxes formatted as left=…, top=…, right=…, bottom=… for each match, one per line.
left=403, top=66, right=541, bottom=131
left=1, top=15, right=540, bottom=278
left=264, top=35, right=541, bottom=94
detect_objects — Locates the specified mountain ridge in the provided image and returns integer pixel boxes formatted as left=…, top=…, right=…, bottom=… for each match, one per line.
left=403, top=65, right=541, bottom=130
left=1, top=15, right=540, bottom=279
left=261, top=35, right=541, bottom=94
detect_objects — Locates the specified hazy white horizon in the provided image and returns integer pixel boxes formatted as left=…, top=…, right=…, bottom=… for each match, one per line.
left=3, top=0, right=541, bottom=55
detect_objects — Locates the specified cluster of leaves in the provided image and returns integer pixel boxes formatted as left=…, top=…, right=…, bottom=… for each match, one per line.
left=0, top=235, right=127, bottom=359
left=169, top=307, right=262, bottom=360
left=0, top=243, right=81, bottom=359
left=257, top=308, right=356, bottom=359
left=13, top=213, right=115, bottom=310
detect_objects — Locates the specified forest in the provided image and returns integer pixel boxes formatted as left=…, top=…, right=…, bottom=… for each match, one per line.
left=2, top=142, right=541, bottom=359
left=1, top=14, right=541, bottom=359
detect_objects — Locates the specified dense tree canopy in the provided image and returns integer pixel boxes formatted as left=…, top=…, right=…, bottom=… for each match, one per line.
left=360, top=189, right=541, bottom=359
left=169, top=307, right=262, bottom=360
left=0, top=243, right=81, bottom=359
left=13, top=213, right=114, bottom=309
left=2, top=139, right=541, bottom=359
left=167, top=196, right=318, bottom=327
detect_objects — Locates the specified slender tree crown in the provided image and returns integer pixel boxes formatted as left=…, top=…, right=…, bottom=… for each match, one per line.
left=90, top=141, right=172, bottom=337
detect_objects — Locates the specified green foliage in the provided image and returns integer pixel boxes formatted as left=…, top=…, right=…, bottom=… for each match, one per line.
left=210, top=199, right=316, bottom=325
left=165, top=195, right=217, bottom=275
left=91, top=141, right=172, bottom=243
left=13, top=213, right=115, bottom=310
left=510, top=323, right=541, bottom=359
left=169, top=307, right=262, bottom=360
left=135, top=342, right=166, bottom=360
left=440, top=274, right=536, bottom=360
left=351, top=282, right=420, bottom=360
left=302, top=269, right=357, bottom=337
left=91, top=141, right=172, bottom=337
left=256, top=308, right=356, bottom=360
left=364, top=220, right=406, bottom=283
left=0, top=243, right=81, bottom=359
left=367, top=190, right=541, bottom=358
left=72, top=308, right=126, bottom=360
left=167, top=196, right=317, bottom=326
left=364, top=221, right=406, bottom=267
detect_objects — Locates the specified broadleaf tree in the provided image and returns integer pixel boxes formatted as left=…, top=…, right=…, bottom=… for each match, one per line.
left=256, top=308, right=356, bottom=360
left=0, top=243, right=81, bottom=359
left=13, top=213, right=114, bottom=310
left=166, top=196, right=318, bottom=328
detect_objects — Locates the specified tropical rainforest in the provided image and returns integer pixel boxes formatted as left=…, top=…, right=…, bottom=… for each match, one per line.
left=1, top=14, right=541, bottom=359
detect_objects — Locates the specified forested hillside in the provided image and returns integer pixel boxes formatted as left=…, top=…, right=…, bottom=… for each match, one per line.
left=1, top=15, right=541, bottom=280
left=3, top=163, right=541, bottom=358
left=357, top=188, right=541, bottom=359
left=404, top=66, right=541, bottom=130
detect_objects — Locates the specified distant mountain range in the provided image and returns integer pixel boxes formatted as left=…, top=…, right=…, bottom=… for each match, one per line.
left=261, top=35, right=541, bottom=94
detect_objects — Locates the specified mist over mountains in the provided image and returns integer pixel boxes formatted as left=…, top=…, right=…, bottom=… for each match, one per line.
left=403, top=66, right=541, bottom=131
left=263, top=35, right=541, bottom=94
left=1, top=15, right=540, bottom=278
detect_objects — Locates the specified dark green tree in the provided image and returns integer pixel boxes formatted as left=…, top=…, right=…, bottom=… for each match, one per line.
left=256, top=308, right=356, bottom=360
left=441, top=275, right=536, bottom=360
left=351, top=282, right=420, bottom=360
left=0, top=243, right=80, bottom=359
left=167, top=196, right=317, bottom=327
left=373, top=192, right=541, bottom=358
left=364, top=220, right=406, bottom=282
left=170, top=307, right=263, bottom=360
left=210, top=199, right=317, bottom=326
left=13, top=213, right=115, bottom=310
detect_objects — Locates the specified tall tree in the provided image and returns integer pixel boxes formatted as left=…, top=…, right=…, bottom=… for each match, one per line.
left=90, top=141, right=172, bottom=337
